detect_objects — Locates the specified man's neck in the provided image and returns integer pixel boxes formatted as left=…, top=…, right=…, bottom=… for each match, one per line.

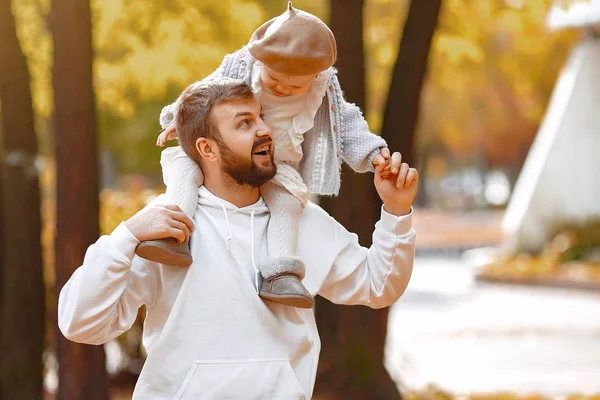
left=203, top=174, right=261, bottom=208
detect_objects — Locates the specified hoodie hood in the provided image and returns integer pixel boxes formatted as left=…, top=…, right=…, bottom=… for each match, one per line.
left=198, top=186, right=269, bottom=215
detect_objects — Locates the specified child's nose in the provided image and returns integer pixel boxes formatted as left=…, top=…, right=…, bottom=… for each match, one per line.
left=276, top=83, right=290, bottom=94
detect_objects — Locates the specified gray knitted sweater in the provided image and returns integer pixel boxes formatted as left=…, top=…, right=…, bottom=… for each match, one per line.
left=166, top=47, right=387, bottom=196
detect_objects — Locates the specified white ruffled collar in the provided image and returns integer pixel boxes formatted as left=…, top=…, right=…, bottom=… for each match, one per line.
left=251, top=62, right=331, bottom=150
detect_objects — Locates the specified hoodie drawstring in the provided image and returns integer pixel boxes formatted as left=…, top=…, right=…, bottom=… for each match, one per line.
left=250, top=210, right=260, bottom=294
left=220, top=204, right=260, bottom=293
left=221, top=203, right=233, bottom=256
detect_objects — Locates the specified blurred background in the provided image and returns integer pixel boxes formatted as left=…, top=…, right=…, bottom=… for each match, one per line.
left=1, top=0, right=599, bottom=399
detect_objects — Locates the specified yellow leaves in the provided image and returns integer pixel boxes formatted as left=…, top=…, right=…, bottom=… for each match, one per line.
left=95, top=18, right=192, bottom=117
left=434, top=34, right=484, bottom=64
left=497, top=9, right=525, bottom=33
left=90, top=0, right=266, bottom=117
left=14, top=0, right=270, bottom=119
left=505, top=0, right=525, bottom=9
left=100, top=188, right=159, bottom=235
left=12, top=0, right=53, bottom=117
left=229, top=1, right=264, bottom=35
left=555, top=0, right=593, bottom=11
left=375, top=43, right=396, bottom=67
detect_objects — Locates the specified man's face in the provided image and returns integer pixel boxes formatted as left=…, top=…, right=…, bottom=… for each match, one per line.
left=210, top=97, right=276, bottom=187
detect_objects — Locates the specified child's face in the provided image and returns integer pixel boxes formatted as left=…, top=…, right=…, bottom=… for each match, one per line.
left=260, top=65, right=317, bottom=97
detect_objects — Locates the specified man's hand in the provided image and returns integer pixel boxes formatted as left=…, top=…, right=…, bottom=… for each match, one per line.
left=374, top=152, right=418, bottom=216
left=125, top=204, right=194, bottom=243
left=156, top=126, right=177, bottom=147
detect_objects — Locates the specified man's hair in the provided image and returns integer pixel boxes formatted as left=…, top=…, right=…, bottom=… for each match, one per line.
left=175, top=78, right=254, bottom=165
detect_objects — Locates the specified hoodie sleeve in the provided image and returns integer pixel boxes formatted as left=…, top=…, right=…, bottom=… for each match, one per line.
left=314, top=206, right=415, bottom=309
left=58, top=222, right=158, bottom=345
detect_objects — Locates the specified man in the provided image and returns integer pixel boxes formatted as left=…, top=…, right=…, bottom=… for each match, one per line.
left=58, top=78, right=418, bottom=399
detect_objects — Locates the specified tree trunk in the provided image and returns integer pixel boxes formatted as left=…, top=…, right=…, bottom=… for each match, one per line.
left=380, top=0, right=442, bottom=166
left=51, top=0, right=109, bottom=398
left=414, top=143, right=431, bottom=207
left=314, top=1, right=400, bottom=399
left=0, top=0, right=45, bottom=398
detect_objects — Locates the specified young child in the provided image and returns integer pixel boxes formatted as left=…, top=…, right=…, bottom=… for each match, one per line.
left=135, top=2, right=389, bottom=309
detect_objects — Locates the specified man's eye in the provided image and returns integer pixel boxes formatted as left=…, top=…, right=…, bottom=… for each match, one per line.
left=239, top=119, right=250, bottom=128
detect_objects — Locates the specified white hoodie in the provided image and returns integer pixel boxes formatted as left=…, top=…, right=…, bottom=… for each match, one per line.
left=58, top=187, right=415, bottom=399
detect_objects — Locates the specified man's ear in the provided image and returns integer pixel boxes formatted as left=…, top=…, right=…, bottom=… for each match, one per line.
left=195, top=137, right=218, bottom=163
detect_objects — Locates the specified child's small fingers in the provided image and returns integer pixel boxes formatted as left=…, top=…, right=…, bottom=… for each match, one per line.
left=372, top=154, right=385, bottom=167
left=380, top=147, right=390, bottom=159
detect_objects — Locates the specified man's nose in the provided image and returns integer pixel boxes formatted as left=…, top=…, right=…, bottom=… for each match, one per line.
left=256, top=119, right=272, bottom=138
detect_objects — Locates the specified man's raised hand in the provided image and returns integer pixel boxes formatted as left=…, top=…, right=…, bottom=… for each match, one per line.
left=373, top=151, right=418, bottom=216
left=125, top=204, right=194, bottom=243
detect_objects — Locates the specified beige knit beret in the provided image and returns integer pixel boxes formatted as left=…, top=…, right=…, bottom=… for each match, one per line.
left=248, top=2, right=337, bottom=76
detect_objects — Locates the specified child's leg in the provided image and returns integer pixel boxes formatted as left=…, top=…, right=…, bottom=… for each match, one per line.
left=261, top=180, right=302, bottom=265
left=160, top=146, right=204, bottom=218
left=135, top=146, right=203, bottom=266
left=258, top=166, right=313, bottom=309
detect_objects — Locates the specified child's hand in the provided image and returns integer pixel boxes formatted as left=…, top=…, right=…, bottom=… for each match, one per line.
left=372, top=147, right=392, bottom=178
left=156, top=126, right=177, bottom=147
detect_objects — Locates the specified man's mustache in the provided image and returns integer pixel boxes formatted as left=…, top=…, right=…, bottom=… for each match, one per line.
left=252, top=138, right=273, bottom=150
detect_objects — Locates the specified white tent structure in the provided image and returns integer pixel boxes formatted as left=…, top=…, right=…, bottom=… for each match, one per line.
left=547, top=0, right=600, bottom=30
left=502, top=2, right=600, bottom=252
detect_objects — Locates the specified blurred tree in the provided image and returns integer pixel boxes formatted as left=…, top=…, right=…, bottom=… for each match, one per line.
left=421, top=0, right=576, bottom=176
left=50, top=0, right=109, bottom=398
left=0, top=0, right=45, bottom=398
left=381, top=0, right=442, bottom=206
left=315, top=1, right=401, bottom=399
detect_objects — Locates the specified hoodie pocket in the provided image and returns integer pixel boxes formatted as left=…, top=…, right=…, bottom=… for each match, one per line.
left=173, top=358, right=307, bottom=400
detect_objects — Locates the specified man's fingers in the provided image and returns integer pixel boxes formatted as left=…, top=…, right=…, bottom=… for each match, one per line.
left=405, top=168, right=419, bottom=187
left=390, top=152, right=402, bottom=174
left=168, top=227, right=186, bottom=243
left=396, top=163, right=410, bottom=188
left=164, top=204, right=183, bottom=213
left=169, top=219, right=191, bottom=242
left=169, top=209, right=195, bottom=232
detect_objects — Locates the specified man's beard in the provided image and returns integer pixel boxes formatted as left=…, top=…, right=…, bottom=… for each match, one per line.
left=216, top=137, right=276, bottom=187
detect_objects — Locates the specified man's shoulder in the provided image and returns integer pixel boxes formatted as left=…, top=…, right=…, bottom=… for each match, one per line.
left=299, top=201, right=342, bottom=232
left=302, top=201, right=330, bottom=218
